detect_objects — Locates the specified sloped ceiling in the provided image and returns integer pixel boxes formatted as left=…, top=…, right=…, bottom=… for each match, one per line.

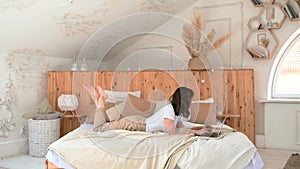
left=0, top=0, right=198, bottom=62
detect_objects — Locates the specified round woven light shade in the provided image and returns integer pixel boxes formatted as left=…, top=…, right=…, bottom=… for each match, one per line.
left=57, top=94, right=79, bottom=111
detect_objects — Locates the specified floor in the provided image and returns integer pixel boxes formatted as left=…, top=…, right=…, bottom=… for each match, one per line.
left=257, top=148, right=298, bottom=169
left=0, top=155, right=45, bottom=169
left=0, top=148, right=298, bottom=169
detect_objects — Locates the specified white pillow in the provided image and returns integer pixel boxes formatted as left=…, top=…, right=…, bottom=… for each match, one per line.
left=105, top=102, right=125, bottom=121
left=151, top=100, right=169, bottom=113
left=104, top=90, right=141, bottom=103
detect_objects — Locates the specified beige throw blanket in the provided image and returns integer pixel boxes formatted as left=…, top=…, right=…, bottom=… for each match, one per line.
left=48, top=129, right=197, bottom=169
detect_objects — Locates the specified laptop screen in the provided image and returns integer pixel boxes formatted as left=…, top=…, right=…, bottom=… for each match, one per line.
left=190, top=102, right=216, bottom=125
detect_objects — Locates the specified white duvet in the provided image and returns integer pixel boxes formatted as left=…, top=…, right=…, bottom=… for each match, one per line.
left=177, top=132, right=257, bottom=169
left=47, top=124, right=259, bottom=169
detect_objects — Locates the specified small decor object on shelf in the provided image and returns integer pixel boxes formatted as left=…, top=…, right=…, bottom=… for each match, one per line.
left=258, top=4, right=286, bottom=29
left=250, top=0, right=275, bottom=7
left=71, top=57, right=78, bottom=71
left=248, top=17, right=264, bottom=30
left=81, top=57, right=87, bottom=71
left=182, top=12, right=232, bottom=70
left=244, top=29, right=278, bottom=59
left=283, top=0, right=300, bottom=20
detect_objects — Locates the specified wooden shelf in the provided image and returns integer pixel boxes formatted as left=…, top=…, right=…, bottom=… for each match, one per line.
left=244, top=29, right=279, bottom=59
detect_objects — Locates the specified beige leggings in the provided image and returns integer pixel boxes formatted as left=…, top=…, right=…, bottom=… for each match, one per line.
left=93, top=108, right=146, bottom=132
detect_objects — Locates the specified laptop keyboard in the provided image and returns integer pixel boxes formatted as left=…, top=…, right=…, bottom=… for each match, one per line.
left=196, top=132, right=220, bottom=137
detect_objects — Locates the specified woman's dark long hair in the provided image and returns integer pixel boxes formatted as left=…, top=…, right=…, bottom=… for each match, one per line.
left=169, top=87, right=194, bottom=118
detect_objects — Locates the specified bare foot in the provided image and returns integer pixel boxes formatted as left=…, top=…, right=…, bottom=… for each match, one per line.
left=83, top=84, right=107, bottom=108
left=83, top=84, right=99, bottom=101
left=96, top=85, right=108, bottom=100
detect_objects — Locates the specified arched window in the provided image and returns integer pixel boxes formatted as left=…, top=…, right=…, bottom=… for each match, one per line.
left=269, top=27, right=300, bottom=99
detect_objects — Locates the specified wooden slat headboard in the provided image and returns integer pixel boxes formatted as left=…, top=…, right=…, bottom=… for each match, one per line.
left=47, top=69, right=255, bottom=143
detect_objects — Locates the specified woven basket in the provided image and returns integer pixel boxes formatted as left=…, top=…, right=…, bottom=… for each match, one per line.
left=28, top=118, right=60, bottom=157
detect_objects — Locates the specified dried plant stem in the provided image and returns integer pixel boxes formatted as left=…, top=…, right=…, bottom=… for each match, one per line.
left=213, top=33, right=232, bottom=49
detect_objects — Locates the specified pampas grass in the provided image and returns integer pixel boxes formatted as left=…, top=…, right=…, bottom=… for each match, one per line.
left=182, top=12, right=232, bottom=58
left=213, top=33, right=232, bottom=49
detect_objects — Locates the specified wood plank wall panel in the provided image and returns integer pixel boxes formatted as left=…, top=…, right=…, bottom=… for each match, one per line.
left=225, top=70, right=237, bottom=127
left=48, top=70, right=255, bottom=142
left=244, top=69, right=255, bottom=142
left=47, top=71, right=73, bottom=111
left=169, top=71, right=200, bottom=99
left=237, top=70, right=245, bottom=133
left=235, top=70, right=244, bottom=131
left=149, top=71, right=170, bottom=101
left=72, top=72, right=94, bottom=117
left=198, top=71, right=212, bottom=100
left=47, top=71, right=79, bottom=137
left=210, top=70, right=226, bottom=111
left=94, top=71, right=114, bottom=90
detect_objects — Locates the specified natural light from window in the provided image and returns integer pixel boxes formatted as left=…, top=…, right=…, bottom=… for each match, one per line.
left=272, top=32, right=300, bottom=99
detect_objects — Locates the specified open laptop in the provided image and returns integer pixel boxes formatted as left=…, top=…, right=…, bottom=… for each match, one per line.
left=194, top=117, right=229, bottom=138
left=190, top=99, right=233, bottom=138
left=190, top=100, right=216, bottom=126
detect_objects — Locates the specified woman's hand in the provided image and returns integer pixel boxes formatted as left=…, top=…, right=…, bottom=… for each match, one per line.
left=164, top=118, right=177, bottom=135
left=191, top=125, right=213, bottom=136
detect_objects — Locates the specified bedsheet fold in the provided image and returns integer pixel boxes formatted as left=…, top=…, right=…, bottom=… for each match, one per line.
left=48, top=129, right=197, bottom=169
left=177, top=132, right=257, bottom=169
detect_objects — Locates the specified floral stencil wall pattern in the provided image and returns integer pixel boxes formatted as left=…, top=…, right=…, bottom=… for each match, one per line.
left=0, top=74, right=15, bottom=138
left=0, top=49, right=48, bottom=138
left=0, top=0, right=36, bottom=11
left=8, top=49, right=49, bottom=99
left=139, top=0, right=176, bottom=13
left=54, top=0, right=120, bottom=36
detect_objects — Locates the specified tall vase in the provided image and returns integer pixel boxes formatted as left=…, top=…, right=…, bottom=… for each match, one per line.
left=188, top=57, right=206, bottom=70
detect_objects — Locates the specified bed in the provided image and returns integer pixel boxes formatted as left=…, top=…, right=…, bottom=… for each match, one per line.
left=46, top=70, right=259, bottom=168
left=45, top=123, right=263, bottom=169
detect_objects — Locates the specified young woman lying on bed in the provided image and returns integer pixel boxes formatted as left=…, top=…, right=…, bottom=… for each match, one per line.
left=83, top=84, right=212, bottom=135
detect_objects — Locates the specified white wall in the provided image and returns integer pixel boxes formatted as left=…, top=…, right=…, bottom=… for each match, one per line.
left=0, top=54, right=71, bottom=158
left=243, top=0, right=300, bottom=136
left=264, top=102, right=300, bottom=151
left=104, top=0, right=300, bottom=150
left=0, top=0, right=199, bottom=158
left=105, top=0, right=245, bottom=70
